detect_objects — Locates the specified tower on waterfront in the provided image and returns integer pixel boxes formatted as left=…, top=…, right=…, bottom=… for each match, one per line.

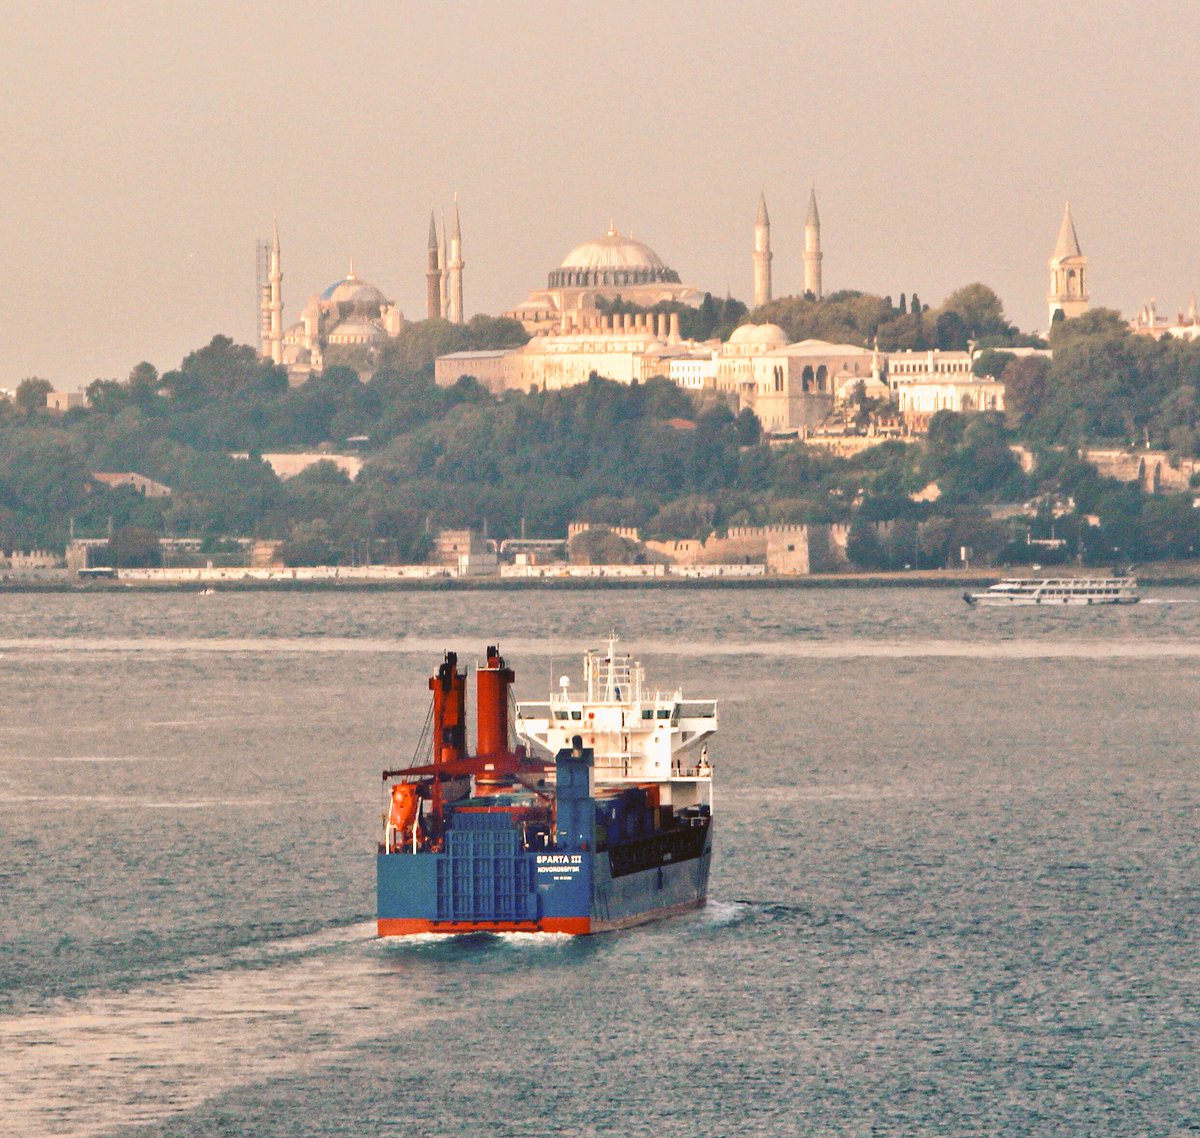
left=1047, top=202, right=1088, bottom=325
left=447, top=195, right=465, bottom=324
left=753, top=192, right=772, bottom=309
left=426, top=211, right=442, bottom=320
left=804, top=188, right=822, bottom=300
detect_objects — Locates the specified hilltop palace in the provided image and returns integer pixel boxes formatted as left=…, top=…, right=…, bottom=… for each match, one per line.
left=259, top=197, right=1091, bottom=432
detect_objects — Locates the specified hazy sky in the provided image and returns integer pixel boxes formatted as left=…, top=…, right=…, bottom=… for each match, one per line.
left=2, top=1, right=1198, bottom=388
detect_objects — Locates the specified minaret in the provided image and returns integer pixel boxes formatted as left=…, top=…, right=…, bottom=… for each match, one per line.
left=439, top=211, right=449, bottom=319
left=752, top=192, right=772, bottom=309
left=257, top=239, right=271, bottom=357
left=268, top=214, right=284, bottom=365
left=804, top=188, right=822, bottom=300
left=426, top=211, right=442, bottom=320
left=1047, top=202, right=1089, bottom=325
left=447, top=194, right=465, bottom=325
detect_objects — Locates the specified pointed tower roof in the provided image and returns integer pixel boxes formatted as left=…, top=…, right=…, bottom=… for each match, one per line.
left=1053, top=202, right=1082, bottom=260
left=451, top=193, right=461, bottom=240
left=428, top=210, right=438, bottom=250
left=756, top=192, right=769, bottom=227
left=271, top=211, right=280, bottom=254
left=806, top=188, right=820, bottom=228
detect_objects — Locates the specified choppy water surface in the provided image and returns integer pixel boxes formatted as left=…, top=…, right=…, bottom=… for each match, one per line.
left=0, top=587, right=1196, bottom=1136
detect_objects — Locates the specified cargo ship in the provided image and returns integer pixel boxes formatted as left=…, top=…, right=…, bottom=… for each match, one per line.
left=377, top=638, right=715, bottom=936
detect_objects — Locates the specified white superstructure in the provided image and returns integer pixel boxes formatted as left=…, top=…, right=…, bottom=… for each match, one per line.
left=965, top=576, right=1139, bottom=606
left=516, top=636, right=716, bottom=800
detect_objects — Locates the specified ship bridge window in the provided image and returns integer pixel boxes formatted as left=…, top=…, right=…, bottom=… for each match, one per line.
left=641, top=709, right=653, bottom=720
left=656, top=709, right=671, bottom=720
left=571, top=710, right=582, bottom=720
left=554, top=711, right=569, bottom=721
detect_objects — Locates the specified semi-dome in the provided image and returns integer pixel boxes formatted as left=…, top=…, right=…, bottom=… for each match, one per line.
left=548, top=223, right=682, bottom=290
left=326, top=318, right=387, bottom=345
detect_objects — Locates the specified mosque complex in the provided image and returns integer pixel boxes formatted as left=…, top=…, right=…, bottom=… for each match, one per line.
left=258, top=194, right=1099, bottom=433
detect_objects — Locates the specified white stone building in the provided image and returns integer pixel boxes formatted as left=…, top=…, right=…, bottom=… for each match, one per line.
left=887, top=349, right=1004, bottom=427
left=713, top=325, right=877, bottom=431
left=436, top=311, right=697, bottom=393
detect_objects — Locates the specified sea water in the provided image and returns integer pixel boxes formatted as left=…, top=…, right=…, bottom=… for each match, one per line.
left=0, top=587, right=1196, bottom=1136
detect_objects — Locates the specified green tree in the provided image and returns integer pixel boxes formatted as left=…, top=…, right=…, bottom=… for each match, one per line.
left=973, top=349, right=1016, bottom=379
left=105, top=525, right=161, bottom=568
left=1001, top=356, right=1051, bottom=426
left=85, top=379, right=128, bottom=415
left=15, top=378, right=54, bottom=415
left=939, top=283, right=1009, bottom=340
left=935, top=310, right=969, bottom=351
left=735, top=407, right=762, bottom=446
left=127, top=362, right=161, bottom=407
left=846, top=514, right=887, bottom=569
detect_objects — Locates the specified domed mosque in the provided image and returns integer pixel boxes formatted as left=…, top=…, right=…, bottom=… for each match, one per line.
left=277, top=260, right=405, bottom=381
left=505, top=222, right=706, bottom=333
left=259, top=202, right=465, bottom=385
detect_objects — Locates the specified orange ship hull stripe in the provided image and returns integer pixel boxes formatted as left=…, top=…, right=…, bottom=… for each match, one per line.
left=377, top=917, right=591, bottom=937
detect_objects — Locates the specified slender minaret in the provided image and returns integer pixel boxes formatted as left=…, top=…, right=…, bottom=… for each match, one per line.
left=1047, top=202, right=1088, bottom=325
left=804, top=188, right=822, bottom=300
left=257, top=239, right=271, bottom=356
left=447, top=194, right=465, bottom=324
left=268, top=214, right=284, bottom=365
left=753, top=192, right=772, bottom=309
left=426, top=210, right=442, bottom=320
left=439, top=211, right=449, bottom=319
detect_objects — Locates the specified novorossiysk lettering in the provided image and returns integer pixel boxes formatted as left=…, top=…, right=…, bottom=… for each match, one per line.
left=535, top=854, right=583, bottom=879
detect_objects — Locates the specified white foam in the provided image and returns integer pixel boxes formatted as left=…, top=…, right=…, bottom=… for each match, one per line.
left=0, top=922, right=441, bottom=1138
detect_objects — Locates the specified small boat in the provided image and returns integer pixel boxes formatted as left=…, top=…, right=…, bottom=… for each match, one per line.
left=963, top=576, right=1139, bottom=606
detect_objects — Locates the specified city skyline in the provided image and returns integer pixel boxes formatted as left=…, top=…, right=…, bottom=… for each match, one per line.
left=2, top=1, right=1198, bottom=386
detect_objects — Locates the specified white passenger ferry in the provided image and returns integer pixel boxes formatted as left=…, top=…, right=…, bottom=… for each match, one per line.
left=964, top=576, right=1139, bottom=606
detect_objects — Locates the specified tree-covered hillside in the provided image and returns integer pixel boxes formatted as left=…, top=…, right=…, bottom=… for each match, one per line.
left=4, top=288, right=1200, bottom=569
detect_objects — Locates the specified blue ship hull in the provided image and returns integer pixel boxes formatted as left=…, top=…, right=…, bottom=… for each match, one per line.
left=377, top=823, right=712, bottom=936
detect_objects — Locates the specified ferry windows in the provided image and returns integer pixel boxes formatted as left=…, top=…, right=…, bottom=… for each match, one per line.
left=571, top=710, right=582, bottom=720
left=641, top=709, right=653, bottom=720
left=554, top=711, right=569, bottom=721
left=657, top=709, right=671, bottom=719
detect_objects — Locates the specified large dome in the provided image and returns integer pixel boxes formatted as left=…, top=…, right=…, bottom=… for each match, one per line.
left=321, top=264, right=389, bottom=313
left=548, top=223, right=681, bottom=290
left=560, top=224, right=666, bottom=272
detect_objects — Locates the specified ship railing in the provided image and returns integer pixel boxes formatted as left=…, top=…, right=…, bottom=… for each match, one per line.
left=591, top=756, right=712, bottom=781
